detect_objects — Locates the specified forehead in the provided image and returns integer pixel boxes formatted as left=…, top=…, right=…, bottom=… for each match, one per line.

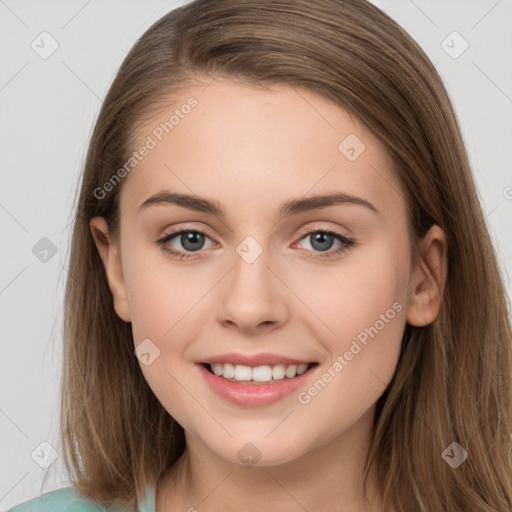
left=121, top=77, right=403, bottom=220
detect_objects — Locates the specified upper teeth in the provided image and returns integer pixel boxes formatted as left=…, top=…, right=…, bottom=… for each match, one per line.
left=211, top=363, right=309, bottom=382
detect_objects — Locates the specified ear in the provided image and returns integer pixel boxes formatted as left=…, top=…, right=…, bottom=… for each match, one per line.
left=89, top=217, right=131, bottom=322
left=406, top=224, right=447, bottom=327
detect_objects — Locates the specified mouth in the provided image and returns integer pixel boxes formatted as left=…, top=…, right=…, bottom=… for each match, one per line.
left=197, top=357, right=319, bottom=407
left=201, top=361, right=318, bottom=384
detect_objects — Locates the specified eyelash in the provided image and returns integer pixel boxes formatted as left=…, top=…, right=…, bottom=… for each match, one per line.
left=156, top=227, right=356, bottom=261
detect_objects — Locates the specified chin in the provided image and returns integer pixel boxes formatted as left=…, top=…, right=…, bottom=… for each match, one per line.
left=207, top=434, right=313, bottom=468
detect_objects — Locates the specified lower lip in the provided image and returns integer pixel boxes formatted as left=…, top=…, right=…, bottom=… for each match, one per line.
left=197, top=363, right=316, bottom=407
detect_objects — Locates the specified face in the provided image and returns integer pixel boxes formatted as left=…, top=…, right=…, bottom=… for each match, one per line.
left=91, top=76, right=444, bottom=468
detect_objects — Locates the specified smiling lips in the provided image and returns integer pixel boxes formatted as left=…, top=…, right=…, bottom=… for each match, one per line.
left=198, top=353, right=318, bottom=406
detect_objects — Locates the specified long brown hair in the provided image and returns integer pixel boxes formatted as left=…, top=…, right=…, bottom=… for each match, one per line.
left=52, top=1, right=512, bottom=510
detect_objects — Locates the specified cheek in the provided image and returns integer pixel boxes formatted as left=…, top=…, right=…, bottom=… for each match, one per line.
left=300, top=235, right=406, bottom=329
left=121, top=241, right=207, bottom=344
left=122, top=247, right=209, bottom=431
left=293, top=236, right=408, bottom=390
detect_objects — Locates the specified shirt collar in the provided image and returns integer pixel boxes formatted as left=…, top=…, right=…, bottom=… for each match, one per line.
left=139, top=484, right=155, bottom=512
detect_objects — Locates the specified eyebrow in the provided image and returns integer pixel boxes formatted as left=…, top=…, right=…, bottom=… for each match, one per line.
left=139, top=190, right=380, bottom=219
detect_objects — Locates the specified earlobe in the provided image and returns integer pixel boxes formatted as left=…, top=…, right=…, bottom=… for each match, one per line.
left=89, top=217, right=131, bottom=322
left=406, top=225, right=447, bottom=327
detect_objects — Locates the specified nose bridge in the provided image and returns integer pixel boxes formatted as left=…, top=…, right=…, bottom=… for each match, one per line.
left=235, top=234, right=266, bottom=267
left=230, top=233, right=275, bottom=296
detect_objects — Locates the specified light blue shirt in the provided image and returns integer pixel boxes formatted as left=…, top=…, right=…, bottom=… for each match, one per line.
left=6, top=485, right=155, bottom=512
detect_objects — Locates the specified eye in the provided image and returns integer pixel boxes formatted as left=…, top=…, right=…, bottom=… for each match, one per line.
left=156, top=229, right=217, bottom=260
left=295, top=228, right=356, bottom=259
left=156, top=227, right=356, bottom=261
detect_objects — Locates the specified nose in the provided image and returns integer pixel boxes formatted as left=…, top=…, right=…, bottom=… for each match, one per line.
left=216, top=245, right=289, bottom=336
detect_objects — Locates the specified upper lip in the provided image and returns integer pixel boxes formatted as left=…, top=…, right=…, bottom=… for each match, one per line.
left=201, top=352, right=315, bottom=367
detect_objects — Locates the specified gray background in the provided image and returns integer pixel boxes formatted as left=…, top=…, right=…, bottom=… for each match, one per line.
left=1, top=0, right=511, bottom=509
